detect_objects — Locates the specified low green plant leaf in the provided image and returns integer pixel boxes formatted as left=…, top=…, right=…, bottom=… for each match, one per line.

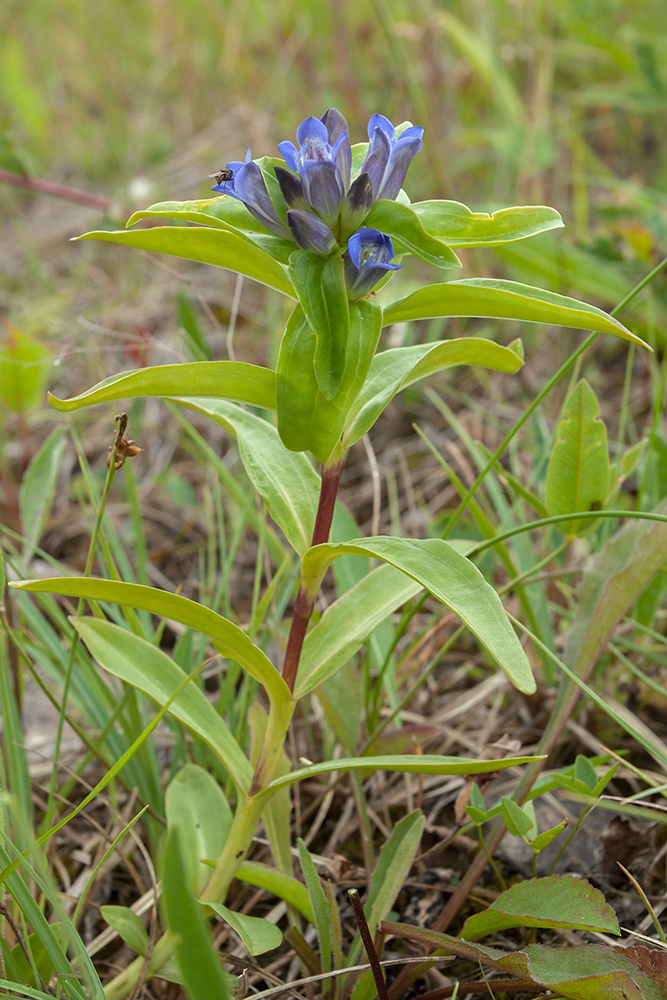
left=48, top=362, right=277, bottom=412
left=343, top=338, right=524, bottom=447
left=299, top=536, right=535, bottom=694
left=364, top=200, right=461, bottom=268
left=165, top=765, right=233, bottom=891
left=501, top=797, right=537, bottom=839
left=545, top=380, right=610, bottom=536
left=206, top=903, right=282, bottom=956
left=0, top=323, right=52, bottom=413
left=100, top=906, right=149, bottom=956
left=348, top=811, right=425, bottom=966
left=19, top=427, right=66, bottom=564
left=574, top=755, right=599, bottom=791
left=382, top=279, right=648, bottom=347
left=173, top=397, right=319, bottom=555
left=289, top=250, right=350, bottom=398
left=11, top=577, right=287, bottom=706
left=277, top=300, right=381, bottom=462
left=461, top=876, right=619, bottom=941
left=162, top=828, right=231, bottom=1000
left=264, top=753, right=541, bottom=794
left=296, top=564, right=422, bottom=697
left=413, top=200, right=564, bottom=247
left=531, top=818, right=569, bottom=853
left=380, top=923, right=663, bottom=1000
left=233, top=861, right=314, bottom=923
left=71, top=617, right=253, bottom=791
left=298, top=840, right=331, bottom=979
left=74, top=227, right=295, bottom=297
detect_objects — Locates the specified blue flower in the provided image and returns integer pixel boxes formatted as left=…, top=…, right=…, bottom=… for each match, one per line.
left=343, top=228, right=403, bottom=300
left=211, top=109, right=422, bottom=255
left=361, top=114, right=424, bottom=201
left=211, top=149, right=291, bottom=240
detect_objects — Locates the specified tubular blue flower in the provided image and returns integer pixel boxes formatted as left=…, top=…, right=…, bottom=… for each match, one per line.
left=212, top=149, right=291, bottom=240
left=210, top=109, right=423, bottom=255
left=361, top=114, right=424, bottom=202
left=343, top=227, right=403, bottom=300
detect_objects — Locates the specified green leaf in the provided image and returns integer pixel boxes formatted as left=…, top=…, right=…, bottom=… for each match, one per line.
left=501, top=797, right=537, bottom=839
left=530, top=819, right=569, bottom=853
left=165, top=765, right=233, bottom=891
left=74, top=227, right=295, bottom=297
left=299, top=537, right=535, bottom=694
left=382, top=279, right=648, bottom=347
left=349, top=811, right=425, bottom=965
left=545, top=380, right=610, bottom=536
left=19, top=428, right=66, bottom=563
left=11, top=577, right=287, bottom=706
left=176, top=290, right=213, bottom=361
left=364, top=200, right=461, bottom=268
left=233, top=861, right=314, bottom=923
left=48, top=361, right=277, bottom=412
left=172, top=398, right=319, bottom=555
left=0, top=323, right=52, bottom=412
left=412, top=200, right=564, bottom=247
left=381, top=924, right=663, bottom=1000
left=264, top=753, right=542, bottom=795
left=574, top=755, right=599, bottom=791
left=298, top=840, right=331, bottom=978
left=205, top=903, right=282, bottom=956
left=343, top=338, right=524, bottom=447
left=128, top=196, right=296, bottom=264
left=296, top=564, right=422, bottom=697
left=162, top=828, right=231, bottom=1000
left=277, top=300, right=382, bottom=462
left=100, top=906, right=149, bottom=956
left=71, top=617, right=253, bottom=791
left=288, top=251, right=350, bottom=398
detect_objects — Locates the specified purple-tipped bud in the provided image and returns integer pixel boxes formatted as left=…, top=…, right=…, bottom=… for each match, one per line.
left=274, top=165, right=308, bottom=211
left=320, top=107, right=352, bottom=189
left=339, top=172, right=374, bottom=236
left=287, top=210, right=338, bottom=255
left=343, top=227, right=403, bottom=299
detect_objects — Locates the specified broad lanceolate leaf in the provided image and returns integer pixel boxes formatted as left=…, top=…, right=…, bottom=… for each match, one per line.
left=545, top=380, right=610, bottom=537
left=342, top=338, right=524, bottom=447
left=165, top=765, right=233, bottom=891
left=48, top=362, right=277, bottom=412
left=460, top=876, right=619, bottom=941
left=382, top=279, right=648, bottom=347
left=19, top=428, right=66, bottom=563
left=298, top=840, right=331, bottom=980
left=300, top=537, right=535, bottom=694
left=12, top=577, right=288, bottom=707
left=74, top=227, right=295, bottom=297
left=380, top=923, right=665, bottom=1000
left=127, top=198, right=296, bottom=264
left=162, top=828, right=232, bottom=1000
left=412, top=200, right=564, bottom=247
left=71, top=618, right=253, bottom=791
left=288, top=251, right=350, bottom=399
left=296, top=564, right=422, bottom=697
left=277, top=300, right=382, bottom=463
left=364, top=200, right=461, bottom=268
left=205, top=903, right=282, bottom=956
left=264, top=753, right=541, bottom=795
left=172, top=398, right=319, bottom=556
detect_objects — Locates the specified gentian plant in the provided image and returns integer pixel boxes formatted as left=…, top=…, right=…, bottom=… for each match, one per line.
left=12, top=108, right=646, bottom=999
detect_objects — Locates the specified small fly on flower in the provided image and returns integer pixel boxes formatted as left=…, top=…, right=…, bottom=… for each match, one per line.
left=209, top=168, right=233, bottom=184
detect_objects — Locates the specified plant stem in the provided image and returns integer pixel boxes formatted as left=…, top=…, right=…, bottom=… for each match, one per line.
left=282, top=454, right=344, bottom=692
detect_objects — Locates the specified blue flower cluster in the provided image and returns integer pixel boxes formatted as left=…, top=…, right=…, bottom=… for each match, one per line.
left=212, top=109, right=423, bottom=298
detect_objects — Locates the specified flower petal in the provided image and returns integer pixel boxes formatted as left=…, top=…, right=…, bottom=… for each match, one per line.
left=344, top=227, right=402, bottom=299
left=274, top=165, right=308, bottom=211
left=234, top=162, right=291, bottom=238
left=340, top=172, right=374, bottom=235
left=321, top=108, right=351, bottom=188
left=301, top=160, right=344, bottom=227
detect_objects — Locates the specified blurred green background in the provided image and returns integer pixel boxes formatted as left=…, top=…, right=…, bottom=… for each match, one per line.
left=1, top=0, right=666, bottom=403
